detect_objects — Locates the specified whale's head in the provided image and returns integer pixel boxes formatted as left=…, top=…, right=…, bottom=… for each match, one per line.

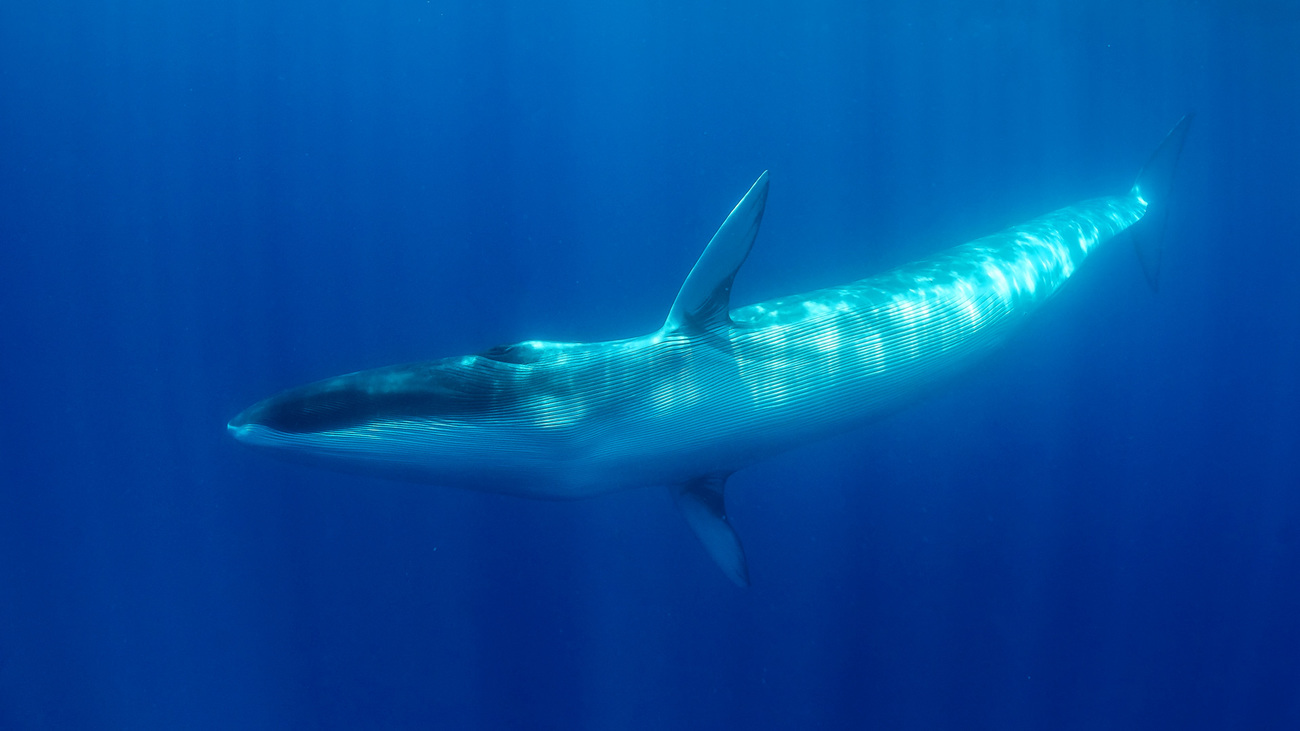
left=227, top=352, right=564, bottom=488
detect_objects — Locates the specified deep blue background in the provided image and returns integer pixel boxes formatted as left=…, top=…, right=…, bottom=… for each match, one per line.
left=2, top=1, right=1298, bottom=728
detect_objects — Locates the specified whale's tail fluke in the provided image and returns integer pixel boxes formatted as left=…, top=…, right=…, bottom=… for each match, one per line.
left=1130, top=112, right=1194, bottom=291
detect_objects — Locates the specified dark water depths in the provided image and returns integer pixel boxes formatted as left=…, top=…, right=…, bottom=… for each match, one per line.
left=2, top=1, right=1297, bottom=727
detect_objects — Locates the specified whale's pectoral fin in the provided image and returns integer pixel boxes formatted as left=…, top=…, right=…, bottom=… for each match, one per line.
left=672, top=472, right=750, bottom=587
left=664, top=171, right=770, bottom=336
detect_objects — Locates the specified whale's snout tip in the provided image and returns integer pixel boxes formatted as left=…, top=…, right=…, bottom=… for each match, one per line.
left=227, top=407, right=257, bottom=441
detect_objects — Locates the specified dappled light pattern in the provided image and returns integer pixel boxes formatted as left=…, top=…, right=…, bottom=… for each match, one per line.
left=725, top=193, right=1146, bottom=416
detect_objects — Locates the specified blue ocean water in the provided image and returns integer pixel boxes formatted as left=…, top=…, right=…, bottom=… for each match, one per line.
left=2, top=0, right=1298, bottom=727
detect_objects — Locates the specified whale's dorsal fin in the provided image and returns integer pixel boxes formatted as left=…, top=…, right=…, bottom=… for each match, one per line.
left=672, top=472, right=750, bottom=587
left=664, top=172, right=769, bottom=335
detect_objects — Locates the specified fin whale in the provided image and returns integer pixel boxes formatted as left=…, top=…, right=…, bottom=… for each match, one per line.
left=229, top=115, right=1193, bottom=586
